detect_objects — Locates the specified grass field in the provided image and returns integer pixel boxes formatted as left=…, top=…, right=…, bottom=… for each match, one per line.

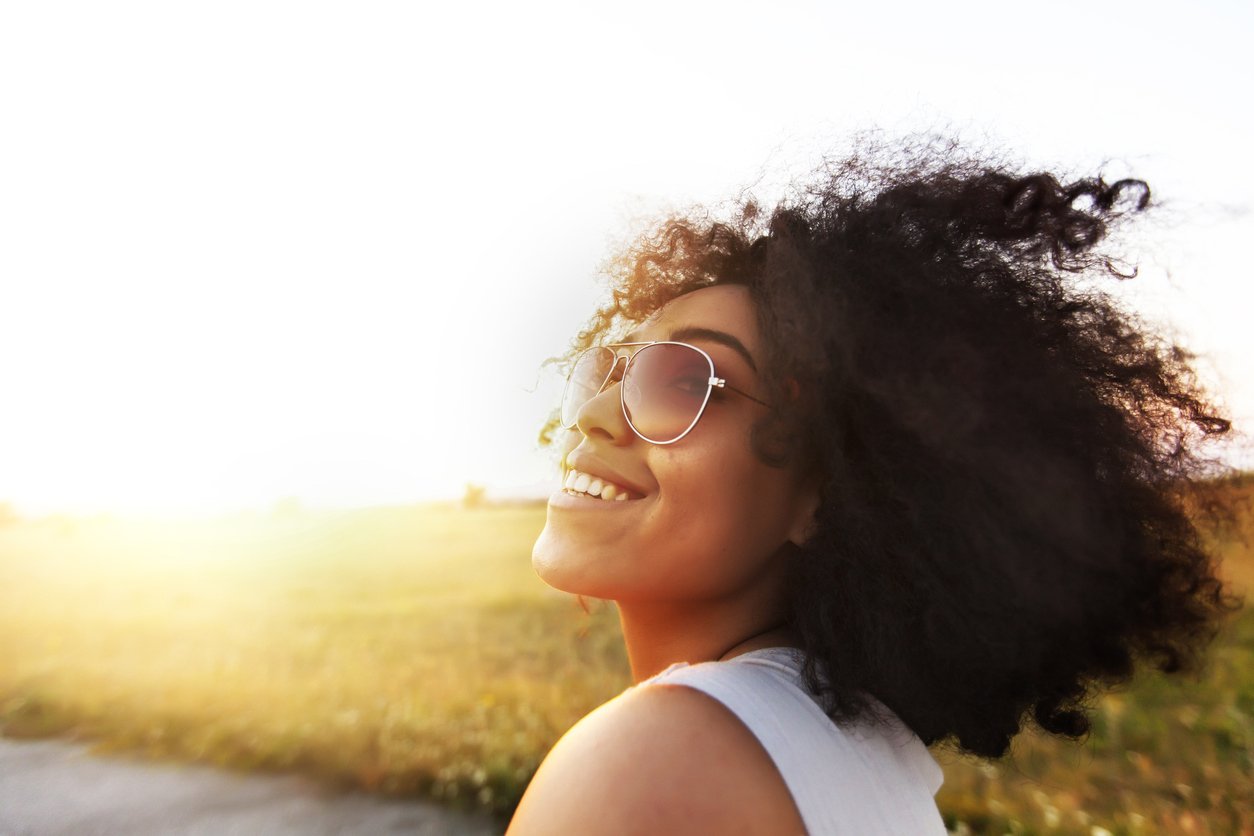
left=1, top=481, right=1250, bottom=835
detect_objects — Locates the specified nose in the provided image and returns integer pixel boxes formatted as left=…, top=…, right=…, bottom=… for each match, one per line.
left=573, top=354, right=633, bottom=444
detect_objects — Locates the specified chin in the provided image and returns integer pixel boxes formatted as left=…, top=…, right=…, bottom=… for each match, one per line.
left=531, top=526, right=619, bottom=599
left=531, top=526, right=588, bottom=594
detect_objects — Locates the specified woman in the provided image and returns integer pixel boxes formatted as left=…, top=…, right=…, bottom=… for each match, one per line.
left=506, top=139, right=1242, bottom=834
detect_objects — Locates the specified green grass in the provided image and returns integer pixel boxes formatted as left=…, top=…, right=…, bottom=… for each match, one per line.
left=0, top=488, right=1250, bottom=834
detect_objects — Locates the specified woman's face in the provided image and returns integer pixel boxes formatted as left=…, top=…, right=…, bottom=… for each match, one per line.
left=532, top=284, right=817, bottom=604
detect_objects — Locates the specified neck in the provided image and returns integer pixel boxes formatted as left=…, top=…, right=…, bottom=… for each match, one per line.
left=618, top=582, right=800, bottom=683
left=713, top=620, right=793, bottom=661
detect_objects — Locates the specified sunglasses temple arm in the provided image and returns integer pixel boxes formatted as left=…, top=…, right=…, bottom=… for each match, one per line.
left=724, top=383, right=771, bottom=408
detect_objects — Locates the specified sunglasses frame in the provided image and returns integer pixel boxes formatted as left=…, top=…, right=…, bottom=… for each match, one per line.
left=559, top=340, right=770, bottom=445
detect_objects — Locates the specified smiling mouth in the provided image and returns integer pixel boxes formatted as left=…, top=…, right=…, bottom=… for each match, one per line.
left=560, top=468, right=645, bottom=502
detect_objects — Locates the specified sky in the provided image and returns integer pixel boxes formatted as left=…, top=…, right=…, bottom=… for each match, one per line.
left=1, top=0, right=1251, bottom=515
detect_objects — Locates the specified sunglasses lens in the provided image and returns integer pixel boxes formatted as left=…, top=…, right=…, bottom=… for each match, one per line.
left=623, top=343, right=712, bottom=443
left=561, top=346, right=616, bottom=428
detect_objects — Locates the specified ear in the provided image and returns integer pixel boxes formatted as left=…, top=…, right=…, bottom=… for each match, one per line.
left=786, top=477, right=821, bottom=547
left=784, top=376, right=803, bottom=402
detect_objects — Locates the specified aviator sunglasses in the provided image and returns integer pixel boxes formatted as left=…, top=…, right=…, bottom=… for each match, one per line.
left=559, top=341, right=771, bottom=444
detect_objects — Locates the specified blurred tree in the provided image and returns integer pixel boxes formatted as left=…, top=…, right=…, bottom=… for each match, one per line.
left=462, top=482, right=486, bottom=509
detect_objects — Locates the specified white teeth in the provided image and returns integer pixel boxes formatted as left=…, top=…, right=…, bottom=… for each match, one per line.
left=563, top=468, right=637, bottom=501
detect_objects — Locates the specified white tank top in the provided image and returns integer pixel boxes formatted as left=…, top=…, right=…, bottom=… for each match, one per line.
left=626, top=646, right=947, bottom=835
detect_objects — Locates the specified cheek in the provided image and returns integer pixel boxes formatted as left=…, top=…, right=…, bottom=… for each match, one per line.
left=646, top=456, right=793, bottom=594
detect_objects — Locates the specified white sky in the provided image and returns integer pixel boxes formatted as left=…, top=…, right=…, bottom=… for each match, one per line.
left=1, top=0, right=1251, bottom=514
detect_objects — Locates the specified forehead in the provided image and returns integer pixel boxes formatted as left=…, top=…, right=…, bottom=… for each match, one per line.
left=627, top=285, right=759, bottom=352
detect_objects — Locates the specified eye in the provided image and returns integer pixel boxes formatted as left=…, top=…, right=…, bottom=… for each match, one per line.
left=670, top=376, right=710, bottom=396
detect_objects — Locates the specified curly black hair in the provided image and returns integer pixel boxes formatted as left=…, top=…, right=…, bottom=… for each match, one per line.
left=538, top=136, right=1244, bottom=759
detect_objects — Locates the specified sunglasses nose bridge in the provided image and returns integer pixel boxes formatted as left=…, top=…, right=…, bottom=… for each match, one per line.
left=598, top=351, right=630, bottom=393
left=563, top=350, right=633, bottom=439
left=567, top=349, right=629, bottom=420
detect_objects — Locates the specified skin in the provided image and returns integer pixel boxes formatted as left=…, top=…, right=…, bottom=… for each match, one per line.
left=506, top=684, right=808, bottom=835
left=510, top=285, right=819, bottom=834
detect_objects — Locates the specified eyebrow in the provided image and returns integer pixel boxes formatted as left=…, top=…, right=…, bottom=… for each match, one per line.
left=622, top=325, right=758, bottom=373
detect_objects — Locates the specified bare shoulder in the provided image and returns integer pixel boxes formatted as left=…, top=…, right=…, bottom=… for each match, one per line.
left=507, top=682, right=807, bottom=836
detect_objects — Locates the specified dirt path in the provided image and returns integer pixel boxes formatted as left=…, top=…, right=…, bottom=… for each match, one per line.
left=0, top=738, right=503, bottom=835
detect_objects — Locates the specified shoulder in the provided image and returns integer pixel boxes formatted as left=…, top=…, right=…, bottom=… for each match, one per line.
left=507, top=681, right=807, bottom=836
